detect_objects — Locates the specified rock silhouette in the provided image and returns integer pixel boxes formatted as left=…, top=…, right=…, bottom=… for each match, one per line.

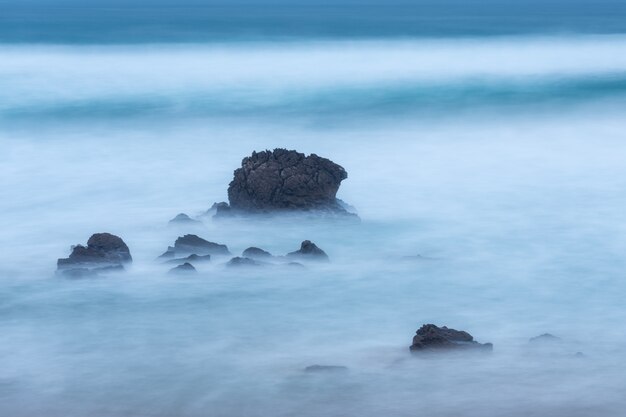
left=57, top=233, right=132, bottom=277
left=225, top=149, right=354, bottom=215
left=168, top=262, right=197, bottom=274
left=173, top=234, right=230, bottom=256
left=287, top=240, right=329, bottom=261
left=410, top=324, right=493, bottom=353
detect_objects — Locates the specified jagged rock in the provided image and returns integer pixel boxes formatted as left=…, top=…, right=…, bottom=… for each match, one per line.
left=168, top=213, right=202, bottom=226
left=165, top=254, right=211, bottom=264
left=168, top=262, right=197, bottom=274
left=174, top=234, right=230, bottom=256
left=287, top=240, right=329, bottom=261
left=242, top=247, right=273, bottom=259
left=304, top=365, right=348, bottom=373
left=226, top=257, right=265, bottom=267
left=158, top=246, right=176, bottom=259
left=409, top=324, right=493, bottom=353
left=226, top=149, right=354, bottom=215
left=57, top=233, right=132, bottom=276
left=203, top=202, right=231, bottom=218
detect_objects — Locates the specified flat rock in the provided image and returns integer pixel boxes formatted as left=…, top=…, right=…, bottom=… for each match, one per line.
left=409, top=324, right=493, bottom=353
left=287, top=240, right=329, bottom=261
left=226, top=149, right=355, bottom=216
left=529, top=333, right=562, bottom=344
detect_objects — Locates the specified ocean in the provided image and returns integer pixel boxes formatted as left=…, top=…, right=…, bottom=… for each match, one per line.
left=2, top=2, right=626, bottom=416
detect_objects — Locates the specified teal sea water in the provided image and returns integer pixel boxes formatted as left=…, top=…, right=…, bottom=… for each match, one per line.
left=2, top=2, right=626, bottom=416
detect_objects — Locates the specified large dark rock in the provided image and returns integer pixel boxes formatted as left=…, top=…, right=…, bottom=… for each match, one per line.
left=409, top=324, right=493, bottom=353
left=226, top=149, right=353, bottom=215
left=174, top=234, right=230, bottom=256
left=57, top=233, right=132, bottom=276
left=287, top=240, right=329, bottom=261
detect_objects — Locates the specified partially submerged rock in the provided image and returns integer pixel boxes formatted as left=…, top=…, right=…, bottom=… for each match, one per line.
left=226, top=257, right=265, bottom=268
left=222, top=149, right=356, bottom=217
left=529, top=333, right=562, bottom=344
left=165, top=254, right=211, bottom=264
left=287, top=240, right=329, bottom=261
left=168, top=213, right=202, bottom=226
left=173, top=234, right=230, bottom=256
left=303, top=365, right=348, bottom=373
left=168, top=262, right=197, bottom=275
left=409, top=324, right=493, bottom=353
left=57, top=233, right=132, bottom=277
left=242, top=247, right=273, bottom=259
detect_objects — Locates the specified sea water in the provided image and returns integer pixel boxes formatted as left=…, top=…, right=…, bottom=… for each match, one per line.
left=2, top=2, right=626, bottom=416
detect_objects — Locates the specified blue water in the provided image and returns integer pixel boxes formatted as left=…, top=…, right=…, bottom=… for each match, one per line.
left=2, top=2, right=626, bottom=417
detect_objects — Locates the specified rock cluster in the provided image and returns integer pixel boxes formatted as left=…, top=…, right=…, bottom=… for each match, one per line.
left=215, top=149, right=355, bottom=217
left=410, top=324, right=493, bottom=353
left=57, top=233, right=132, bottom=277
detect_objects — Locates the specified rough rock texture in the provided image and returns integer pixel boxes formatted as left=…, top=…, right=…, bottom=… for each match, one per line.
left=227, top=149, right=351, bottom=214
left=287, top=240, right=329, bottom=261
left=168, top=213, right=201, bottom=226
left=174, top=234, right=230, bottom=256
left=57, top=233, right=132, bottom=276
left=409, top=324, right=493, bottom=353
left=242, top=247, right=273, bottom=259
left=168, top=262, right=197, bottom=274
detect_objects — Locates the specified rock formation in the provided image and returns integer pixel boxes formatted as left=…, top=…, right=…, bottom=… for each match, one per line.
left=57, top=233, right=132, bottom=277
left=242, top=247, right=273, bottom=259
left=172, top=234, right=230, bottom=256
left=168, top=262, right=197, bottom=274
left=409, top=324, right=493, bottom=353
left=220, top=149, right=355, bottom=216
left=287, top=240, right=329, bottom=261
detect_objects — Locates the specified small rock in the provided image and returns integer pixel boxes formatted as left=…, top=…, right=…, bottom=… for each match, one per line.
left=226, top=257, right=264, bottom=267
left=242, top=247, right=273, bottom=259
left=409, top=324, right=493, bottom=353
left=529, top=333, right=562, bottom=344
left=168, top=262, right=197, bottom=274
left=304, top=365, right=348, bottom=373
left=168, top=213, right=202, bottom=226
left=287, top=240, right=329, bottom=261
left=57, top=233, right=132, bottom=276
left=165, top=254, right=211, bottom=264
left=158, top=246, right=176, bottom=259
left=174, top=234, right=230, bottom=256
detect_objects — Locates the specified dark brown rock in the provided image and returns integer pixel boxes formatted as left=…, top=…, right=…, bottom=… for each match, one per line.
left=226, top=149, right=353, bottom=215
left=409, top=324, right=493, bottom=353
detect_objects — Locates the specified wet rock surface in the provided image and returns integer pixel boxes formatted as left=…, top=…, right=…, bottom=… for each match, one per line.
left=225, top=149, right=354, bottom=216
left=287, top=240, right=329, bottom=261
left=57, top=233, right=132, bottom=277
left=409, top=324, right=493, bottom=353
